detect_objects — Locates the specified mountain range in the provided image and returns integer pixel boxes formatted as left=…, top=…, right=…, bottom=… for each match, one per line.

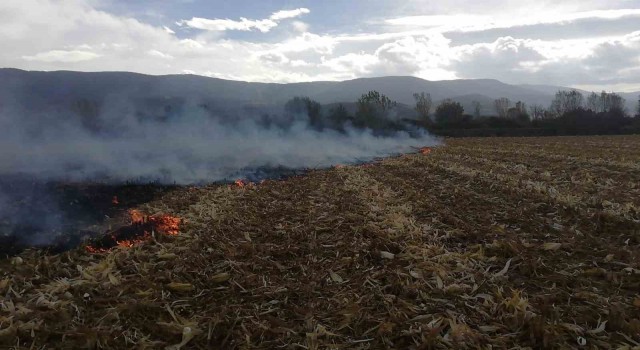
left=1, top=68, right=638, bottom=118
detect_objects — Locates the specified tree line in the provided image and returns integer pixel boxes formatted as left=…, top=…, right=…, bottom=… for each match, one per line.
left=418, top=90, right=640, bottom=136
left=279, top=91, right=409, bottom=136
left=279, top=89, right=640, bottom=137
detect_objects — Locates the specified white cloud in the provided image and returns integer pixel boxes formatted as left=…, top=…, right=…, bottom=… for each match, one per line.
left=22, top=50, right=100, bottom=63
left=386, top=9, right=640, bottom=34
left=147, top=49, right=174, bottom=60
left=271, top=33, right=337, bottom=54
left=320, top=34, right=456, bottom=80
left=178, top=7, right=309, bottom=33
left=178, top=17, right=277, bottom=33
left=291, top=21, right=309, bottom=33
left=536, top=9, right=640, bottom=24
left=179, top=39, right=205, bottom=50
left=451, top=32, right=640, bottom=87
left=322, top=53, right=379, bottom=74
left=1, top=0, right=639, bottom=91
left=452, top=37, right=546, bottom=76
left=270, top=8, right=310, bottom=21
left=386, top=14, right=488, bottom=29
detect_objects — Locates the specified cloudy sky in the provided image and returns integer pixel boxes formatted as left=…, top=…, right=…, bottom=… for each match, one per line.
left=1, top=0, right=640, bottom=91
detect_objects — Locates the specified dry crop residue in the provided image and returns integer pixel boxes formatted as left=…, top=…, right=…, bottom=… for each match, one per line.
left=1, top=135, right=639, bottom=349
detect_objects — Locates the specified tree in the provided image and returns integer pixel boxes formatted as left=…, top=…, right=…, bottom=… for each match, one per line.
left=327, top=104, right=350, bottom=132
left=494, top=98, right=511, bottom=118
left=355, top=91, right=397, bottom=130
left=603, top=92, right=625, bottom=112
left=585, top=91, right=625, bottom=113
left=529, top=104, right=545, bottom=119
left=472, top=100, right=481, bottom=118
left=306, top=99, right=322, bottom=129
left=566, top=90, right=584, bottom=112
left=357, top=91, right=396, bottom=113
left=435, top=99, right=464, bottom=126
left=508, top=102, right=530, bottom=123
left=413, top=92, right=432, bottom=122
left=550, top=90, right=583, bottom=116
left=587, top=92, right=600, bottom=112
left=637, top=95, right=640, bottom=117
left=284, top=96, right=323, bottom=130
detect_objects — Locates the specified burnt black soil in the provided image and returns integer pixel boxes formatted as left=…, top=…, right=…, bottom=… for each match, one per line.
left=0, top=176, right=177, bottom=257
left=0, top=167, right=311, bottom=258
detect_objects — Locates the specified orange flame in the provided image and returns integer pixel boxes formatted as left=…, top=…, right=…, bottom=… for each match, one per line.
left=149, top=215, right=181, bottom=236
left=85, top=245, right=102, bottom=253
left=114, top=231, right=151, bottom=249
left=128, top=209, right=145, bottom=224
left=85, top=246, right=105, bottom=254
left=85, top=231, right=152, bottom=253
left=85, top=210, right=181, bottom=253
left=128, top=209, right=181, bottom=235
left=420, top=147, right=432, bottom=155
left=234, top=179, right=256, bottom=188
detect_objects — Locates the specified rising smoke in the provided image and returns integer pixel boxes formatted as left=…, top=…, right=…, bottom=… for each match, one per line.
left=0, top=99, right=437, bottom=183
left=0, top=95, right=438, bottom=251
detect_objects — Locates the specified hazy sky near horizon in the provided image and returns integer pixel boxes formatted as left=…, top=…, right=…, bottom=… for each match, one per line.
left=1, top=0, right=640, bottom=91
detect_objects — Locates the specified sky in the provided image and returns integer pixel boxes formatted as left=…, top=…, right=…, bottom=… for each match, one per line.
left=1, top=0, right=640, bottom=91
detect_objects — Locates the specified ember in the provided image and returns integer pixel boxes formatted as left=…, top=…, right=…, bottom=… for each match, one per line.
left=420, top=147, right=432, bottom=155
left=85, top=209, right=181, bottom=253
left=234, top=179, right=256, bottom=188
left=148, top=214, right=181, bottom=236
left=129, top=209, right=145, bottom=223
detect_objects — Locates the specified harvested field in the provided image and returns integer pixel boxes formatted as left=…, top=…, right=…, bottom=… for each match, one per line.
left=1, top=135, right=640, bottom=349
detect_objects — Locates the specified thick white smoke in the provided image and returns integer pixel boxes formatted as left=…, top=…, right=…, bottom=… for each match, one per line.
left=0, top=97, right=440, bottom=252
left=0, top=102, right=438, bottom=184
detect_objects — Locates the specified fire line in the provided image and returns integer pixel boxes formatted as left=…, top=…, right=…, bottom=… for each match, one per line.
left=85, top=209, right=181, bottom=253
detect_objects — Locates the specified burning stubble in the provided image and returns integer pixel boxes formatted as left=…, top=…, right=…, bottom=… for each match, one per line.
left=85, top=209, right=181, bottom=253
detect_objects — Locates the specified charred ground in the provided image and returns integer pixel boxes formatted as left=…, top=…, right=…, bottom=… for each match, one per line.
left=0, top=179, right=178, bottom=257
left=1, top=135, right=639, bottom=349
left=0, top=166, right=310, bottom=258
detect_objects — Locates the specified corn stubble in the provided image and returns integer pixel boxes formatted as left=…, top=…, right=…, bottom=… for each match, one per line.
left=1, top=135, right=640, bottom=349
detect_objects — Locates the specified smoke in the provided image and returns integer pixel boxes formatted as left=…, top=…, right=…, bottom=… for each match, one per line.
left=0, top=97, right=438, bottom=252
left=0, top=177, right=65, bottom=251
left=0, top=100, right=438, bottom=184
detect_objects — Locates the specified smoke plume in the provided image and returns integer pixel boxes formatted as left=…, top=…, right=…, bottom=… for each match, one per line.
left=0, top=100, right=437, bottom=183
left=0, top=95, right=438, bottom=252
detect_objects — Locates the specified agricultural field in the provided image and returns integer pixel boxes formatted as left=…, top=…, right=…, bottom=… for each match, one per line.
left=1, top=135, right=640, bottom=349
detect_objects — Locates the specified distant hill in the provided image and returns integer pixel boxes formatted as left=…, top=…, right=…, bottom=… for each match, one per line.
left=517, top=84, right=587, bottom=96
left=1, top=68, right=637, bottom=117
left=294, top=76, right=557, bottom=107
